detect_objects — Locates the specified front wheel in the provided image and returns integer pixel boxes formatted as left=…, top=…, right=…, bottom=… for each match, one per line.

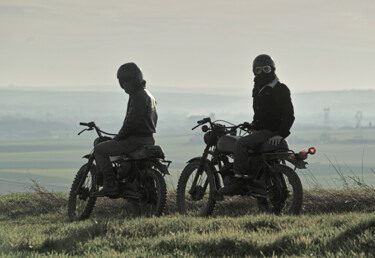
left=257, top=165, right=303, bottom=215
left=176, top=159, right=217, bottom=216
left=68, top=164, right=98, bottom=221
left=130, top=168, right=167, bottom=217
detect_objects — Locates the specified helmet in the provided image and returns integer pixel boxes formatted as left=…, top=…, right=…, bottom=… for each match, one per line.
left=117, top=62, right=143, bottom=84
left=252, top=54, right=275, bottom=75
left=117, top=63, right=144, bottom=93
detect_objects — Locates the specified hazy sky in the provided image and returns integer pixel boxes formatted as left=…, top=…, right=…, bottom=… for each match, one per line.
left=1, top=0, right=374, bottom=93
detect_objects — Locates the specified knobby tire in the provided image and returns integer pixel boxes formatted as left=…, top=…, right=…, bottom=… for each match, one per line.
left=130, top=168, right=167, bottom=217
left=68, top=164, right=97, bottom=221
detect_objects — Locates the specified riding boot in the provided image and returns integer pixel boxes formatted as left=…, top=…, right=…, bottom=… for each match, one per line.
left=95, top=167, right=104, bottom=187
left=218, top=176, right=246, bottom=196
left=92, top=172, right=119, bottom=197
left=121, top=179, right=141, bottom=198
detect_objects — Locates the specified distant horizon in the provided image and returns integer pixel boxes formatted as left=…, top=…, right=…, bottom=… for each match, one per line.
left=1, top=85, right=375, bottom=95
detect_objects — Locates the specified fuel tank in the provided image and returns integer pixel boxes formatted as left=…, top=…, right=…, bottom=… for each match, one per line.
left=216, top=135, right=240, bottom=154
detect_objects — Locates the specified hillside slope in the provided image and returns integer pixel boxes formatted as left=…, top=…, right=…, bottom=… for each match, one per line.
left=1, top=190, right=375, bottom=257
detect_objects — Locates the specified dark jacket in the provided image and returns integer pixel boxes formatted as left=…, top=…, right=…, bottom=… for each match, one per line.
left=252, top=79, right=294, bottom=138
left=114, top=86, right=157, bottom=140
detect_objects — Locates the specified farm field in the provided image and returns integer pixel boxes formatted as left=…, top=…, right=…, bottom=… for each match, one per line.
left=1, top=128, right=375, bottom=193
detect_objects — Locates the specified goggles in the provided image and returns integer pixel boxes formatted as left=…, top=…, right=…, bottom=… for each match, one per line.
left=254, top=65, right=272, bottom=75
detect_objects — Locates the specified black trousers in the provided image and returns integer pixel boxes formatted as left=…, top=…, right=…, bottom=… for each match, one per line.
left=94, top=136, right=155, bottom=178
left=233, top=130, right=274, bottom=176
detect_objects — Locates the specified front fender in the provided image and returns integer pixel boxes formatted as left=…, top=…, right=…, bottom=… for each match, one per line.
left=187, top=156, right=221, bottom=189
left=82, top=154, right=91, bottom=159
left=82, top=154, right=96, bottom=167
left=187, top=156, right=218, bottom=175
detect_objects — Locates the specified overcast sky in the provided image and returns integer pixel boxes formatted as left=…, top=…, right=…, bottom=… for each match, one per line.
left=1, top=0, right=374, bottom=93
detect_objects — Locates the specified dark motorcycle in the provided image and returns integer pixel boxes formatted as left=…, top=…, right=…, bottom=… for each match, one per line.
left=68, top=122, right=171, bottom=220
left=176, top=117, right=316, bottom=216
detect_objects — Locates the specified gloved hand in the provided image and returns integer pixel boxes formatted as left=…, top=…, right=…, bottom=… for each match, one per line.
left=269, top=135, right=283, bottom=146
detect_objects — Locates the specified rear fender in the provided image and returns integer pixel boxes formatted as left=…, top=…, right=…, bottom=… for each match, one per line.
left=150, top=160, right=170, bottom=175
left=288, top=159, right=308, bottom=169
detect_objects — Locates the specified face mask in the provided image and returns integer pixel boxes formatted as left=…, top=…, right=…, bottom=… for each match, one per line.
left=254, top=73, right=275, bottom=87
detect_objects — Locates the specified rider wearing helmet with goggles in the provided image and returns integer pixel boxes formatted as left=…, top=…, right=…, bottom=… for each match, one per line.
left=219, top=54, right=295, bottom=196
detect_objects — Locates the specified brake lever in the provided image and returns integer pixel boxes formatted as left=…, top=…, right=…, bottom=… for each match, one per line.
left=78, top=127, right=93, bottom=135
left=78, top=128, right=87, bottom=135
left=191, top=124, right=201, bottom=130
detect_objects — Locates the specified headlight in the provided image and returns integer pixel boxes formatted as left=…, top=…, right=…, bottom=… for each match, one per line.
left=204, top=132, right=218, bottom=146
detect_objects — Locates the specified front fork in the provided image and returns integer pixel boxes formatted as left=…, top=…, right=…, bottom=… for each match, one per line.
left=75, top=154, right=97, bottom=195
left=189, top=146, right=218, bottom=194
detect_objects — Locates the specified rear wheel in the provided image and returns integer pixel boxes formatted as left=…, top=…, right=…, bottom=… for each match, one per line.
left=68, top=164, right=98, bottom=221
left=257, top=165, right=303, bottom=215
left=130, top=168, right=167, bottom=217
left=177, top=159, right=217, bottom=216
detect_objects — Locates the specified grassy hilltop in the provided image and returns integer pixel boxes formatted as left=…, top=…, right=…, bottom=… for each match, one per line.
left=1, top=188, right=375, bottom=257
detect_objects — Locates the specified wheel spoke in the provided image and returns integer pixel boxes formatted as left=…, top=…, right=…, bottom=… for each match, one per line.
left=257, top=165, right=303, bottom=215
left=177, top=160, right=217, bottom=216
left=68, top=164, right=97, bottom=221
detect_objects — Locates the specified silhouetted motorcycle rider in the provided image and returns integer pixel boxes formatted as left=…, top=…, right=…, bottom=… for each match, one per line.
left=219, top=54, right=295, bottom=196
left=93, top=62, right=158, bottom=197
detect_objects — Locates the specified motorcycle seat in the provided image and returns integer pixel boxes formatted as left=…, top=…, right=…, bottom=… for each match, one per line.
left=216, top=135, right=289, bottom=154
left=256, top=140, right=289, bottom=153
left=109, top=155, right=126, bottom=162
left=109, top=145, right=165, bottom=162
left=128, top=145, right=165, bottom=159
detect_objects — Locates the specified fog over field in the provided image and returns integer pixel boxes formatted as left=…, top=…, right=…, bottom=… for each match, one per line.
left=2, top=88, right=375, bottom=137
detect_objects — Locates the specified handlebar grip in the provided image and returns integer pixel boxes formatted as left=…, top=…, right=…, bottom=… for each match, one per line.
left=80, top=122, right=95, bottom=127
left=197, top=117, right=211, bottom=124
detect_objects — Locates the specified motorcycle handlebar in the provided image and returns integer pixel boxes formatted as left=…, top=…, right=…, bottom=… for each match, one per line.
left=192, top=118, right=251, bottom=134
left=192, top=117, right=212, bottom=130
left=78, top=121, right=116, bottom=136
left=79, top=122, right=95, bottom=128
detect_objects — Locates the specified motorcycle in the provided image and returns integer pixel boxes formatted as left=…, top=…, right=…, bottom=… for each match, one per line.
left=176, top=117, right=316, bottom=216
left=68, top=122, right=171, bottom=220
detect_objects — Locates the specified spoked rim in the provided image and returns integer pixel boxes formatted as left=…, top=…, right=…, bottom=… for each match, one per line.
left=257, top=165, right=303, bottom=215
left=74, top=171, right=95, bottom=216
left=177, top=160, right=216, bottom=216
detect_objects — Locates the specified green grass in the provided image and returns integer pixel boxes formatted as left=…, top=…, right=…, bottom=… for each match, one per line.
left=1, top=189, right=375, bottom=257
